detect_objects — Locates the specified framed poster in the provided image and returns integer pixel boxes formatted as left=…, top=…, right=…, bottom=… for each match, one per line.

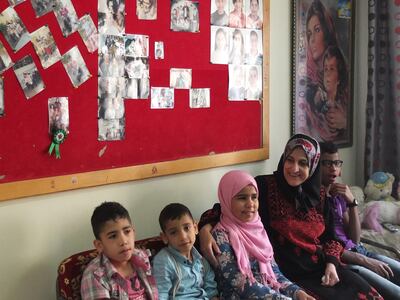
left=291, top=0, right=354, bottom=147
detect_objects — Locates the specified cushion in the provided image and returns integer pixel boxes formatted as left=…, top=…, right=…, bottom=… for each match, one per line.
left=56, top=236, right=164, bottom=300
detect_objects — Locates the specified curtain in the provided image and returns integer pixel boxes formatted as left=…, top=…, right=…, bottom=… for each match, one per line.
left=365, top=0, right=400, bottom=184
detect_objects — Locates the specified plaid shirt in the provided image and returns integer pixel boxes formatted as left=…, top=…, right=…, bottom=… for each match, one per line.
left=81, top=249, right=158, bottom=300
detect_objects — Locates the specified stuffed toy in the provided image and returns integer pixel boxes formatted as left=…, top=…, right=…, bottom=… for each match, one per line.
left=362, top=172, right=400, bottom=233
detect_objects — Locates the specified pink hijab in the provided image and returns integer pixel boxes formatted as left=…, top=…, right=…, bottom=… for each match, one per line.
left=215, top=170, right=280, bottom=289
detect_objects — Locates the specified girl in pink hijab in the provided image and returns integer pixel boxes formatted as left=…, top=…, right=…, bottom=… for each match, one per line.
left=211, top=170, right=313, bottom=299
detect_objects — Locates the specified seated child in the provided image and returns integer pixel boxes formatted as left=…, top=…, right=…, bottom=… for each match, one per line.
left=81, top=201, right=158, bottom=300
left=212, top=170, right=314, bottom=299
left=152, top=203, right=219, bottom=300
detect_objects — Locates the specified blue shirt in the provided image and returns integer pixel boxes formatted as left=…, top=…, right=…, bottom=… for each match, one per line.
left=152, top=246, right=218, bottom=300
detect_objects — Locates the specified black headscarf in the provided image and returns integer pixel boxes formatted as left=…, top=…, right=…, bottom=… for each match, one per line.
left=274, top=134, right=321, bottom=212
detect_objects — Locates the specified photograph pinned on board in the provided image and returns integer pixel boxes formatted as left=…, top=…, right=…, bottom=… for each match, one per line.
left=98, top=76, right=126, bottom=119
left=0, top=77, right=4, bottom=117
left=0, top=7, right=30, bottom=52
left=8, top=0, right=25, bottom=7
left=245, top=64, right=262, bottom=100
left=13, top=55, right=45, bottom=99
left=210, top=25, right=230, bottom=65
left=48, top=97, right=69, bottom=134
left=31, top=0, right=55, bottom=17
left=98, top=0, right=125, bottom=35
left=151, top=87, right=174, bottom=109
left=53, top=0, right=79, bottom=37
left=227, top=0, right=247, bottom=28
left=245, top=0, right=263, bottom=29
left=170, top=68, right=192, bottom=89
left=98, top=34, right=125, bottom=78
left=0, top=41, right=13, bottom=74
left=125, top=34, right=149, bottom=58
left=170, top=0, right=199, bottom=33
left=31, top=25, right=61, bottom=69
left=137, top=0, right=157, bottom=20
left=125, top=77, right=149, bottom=99
left=125, top=57, right=149, bottom=79
left=190, top=88, right=210, bottom=108
left=228, top=64, right=245, bottom=100
left=154, top=41, right=164, bottom=59
left=78, top=14, right=98, bottom=53
left=98, top=118, right=125, bottom=141
left=210, top=0, right=228, bottom=26
left=245, top=29, right=263, bottom=65
left=228, top=28, right=246, bottom=65
left=61, top=46, right=91, bottom=88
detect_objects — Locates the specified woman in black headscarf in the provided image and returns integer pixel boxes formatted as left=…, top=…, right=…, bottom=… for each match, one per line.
left=199, top=134, right=383, bottom=299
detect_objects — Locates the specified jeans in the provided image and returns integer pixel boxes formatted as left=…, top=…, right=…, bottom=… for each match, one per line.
left=348, top=244, right=400, bottom=299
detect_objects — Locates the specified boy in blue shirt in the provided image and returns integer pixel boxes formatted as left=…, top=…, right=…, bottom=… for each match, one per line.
left=152, top=203, right=219, bottom=300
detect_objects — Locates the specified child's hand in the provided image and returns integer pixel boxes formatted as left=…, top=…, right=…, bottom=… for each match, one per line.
left=295, top=289, right=316, bottom=300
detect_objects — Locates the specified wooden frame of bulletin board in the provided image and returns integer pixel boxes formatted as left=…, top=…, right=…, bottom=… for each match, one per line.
left=0, top=0, right=270, bottom=202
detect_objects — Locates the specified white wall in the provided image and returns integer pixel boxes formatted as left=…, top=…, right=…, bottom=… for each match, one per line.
left=0, top=1, right=366, bottom=299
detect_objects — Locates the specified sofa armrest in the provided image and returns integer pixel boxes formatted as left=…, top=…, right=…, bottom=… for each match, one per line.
left=360, top=237, right=400, bottom=260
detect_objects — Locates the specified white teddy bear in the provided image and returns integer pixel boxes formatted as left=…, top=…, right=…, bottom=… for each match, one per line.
left=362, top=172, right=400, bottom=233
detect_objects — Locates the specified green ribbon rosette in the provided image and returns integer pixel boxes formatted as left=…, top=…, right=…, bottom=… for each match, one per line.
left=48, top=129, right=67, bottom=159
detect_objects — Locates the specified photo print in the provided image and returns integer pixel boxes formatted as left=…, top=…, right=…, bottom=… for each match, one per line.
left=61, top=46, right=91, bottom=88
left=0, top=41, right=13, bottom=74
left=210, top=25, right=230, bottom=64
left=98, top=0, right=125, bottom=35
left=228, top=64, right=245, bottom=100
left=125, top=57, right=148, bottom=79
left=210, top=0, right=228, bottom=26
left=170, top=68, right=191, bottom=89
left=0, top=78, right=4, bottom=117
left=125, top=34, right=149, bottom=58
left=48, top=97, right=69, bottom=134
left=245, top=29, right=262, bottom=65
left=8, top=0, right=25, bottom=7
left=31, top=0, right=55, bottom=17
left=125, top=76, right=149, bottom=99
left=98, top=118, right=125, bottom=141
left=13, top=55, right=45, bottom=99
left=98, top=77, right=125, bottom=141
left=190, top=88, right=210, bottom=108
left=151, top=87, right=174, bottom=109
left=30, top=25, right=61, bottom=69
left=53, top=0, right=79, bottom=37
left=0, top=7, right=30, bottom=52
left=170, top=0, right=199, bottom=33
left=154, top=41, right=164, bottom=59
left=245, top=64, right=262, bottom=100
left=137, top=0, right=157, bottom=20
left=229, top=28, right=246, bottom=65
left=78, top=14, right=99, bottom=53
left=227, top=0, right=247, bottom=28
left=245, top=0, right=263, bottom=29
left=99, top=34, right=125, bottom=78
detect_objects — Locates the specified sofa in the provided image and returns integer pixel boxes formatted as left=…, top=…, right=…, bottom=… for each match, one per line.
left=351, top=186, right=400, bottom=260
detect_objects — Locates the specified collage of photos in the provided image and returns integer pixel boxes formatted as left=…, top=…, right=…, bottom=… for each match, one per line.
left=0, top=41, right=13, bottom=74
left=0, top=78, right=4, bottom=117
left=31, top=25, right=61, bottom=69
left=48, top=97, right=69, bottom=134
left=78, top=14, right=99, bottom=53
left=170, top=0, right=199, bottom=33
left=53, top=0, right=79, bottom=37
left=0, top=7, right=30, bottom=52
left=13, top=55, right=45, bottom=99
left=98, top=0, right=125, bottom=35
left=61, top=46, right=91, bottom=88
left=31, top=0, right=55, bottom=17
left=210, top=0, right=264, bottom=101
left=137, top=0, right=157, bottom=20
left=125, top=34, right=150, bottom=99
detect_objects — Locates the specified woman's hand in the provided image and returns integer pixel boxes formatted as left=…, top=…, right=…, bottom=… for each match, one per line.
left=199, top=224, right=220, bottom=267
left=295, top=289, right=316, bottom=300
left=321, top=263, right=340, bottom=286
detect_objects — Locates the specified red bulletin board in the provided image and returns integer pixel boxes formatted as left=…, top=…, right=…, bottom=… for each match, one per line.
left=0, top=0, right=270, bottom=201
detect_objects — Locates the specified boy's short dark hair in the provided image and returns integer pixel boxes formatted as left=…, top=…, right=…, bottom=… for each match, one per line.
left=320, top=141, right=338, bottom=155
left=159, top=203, right=194, bottom=232
left=91, top=202, right=131, bottom=240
